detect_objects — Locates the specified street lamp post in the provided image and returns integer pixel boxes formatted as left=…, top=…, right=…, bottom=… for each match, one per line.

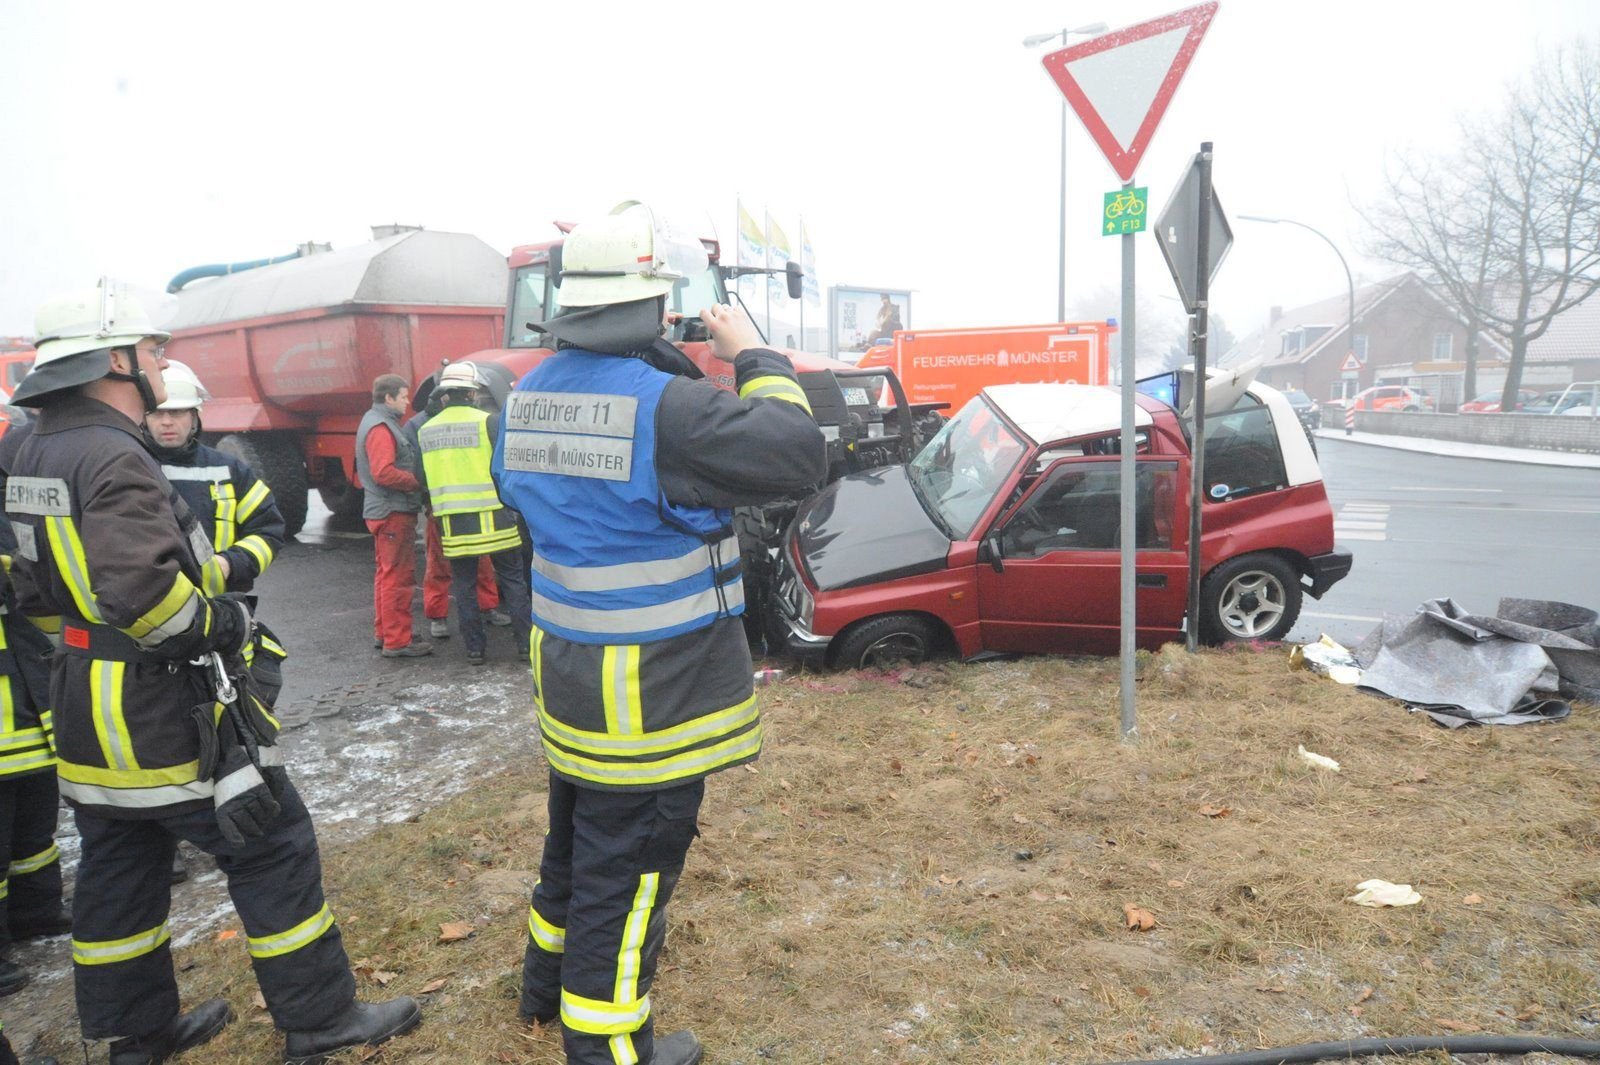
left=1024, top=22, right=1108, bottom=322
left=1238, top=214, right=1357, bottom=414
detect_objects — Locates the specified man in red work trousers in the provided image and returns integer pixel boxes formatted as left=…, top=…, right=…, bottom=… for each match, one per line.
left=356, top=374, right=432, bottom=658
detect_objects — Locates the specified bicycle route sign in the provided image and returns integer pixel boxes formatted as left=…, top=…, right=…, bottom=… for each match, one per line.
left=1103, top=187, right=1148, bottom=235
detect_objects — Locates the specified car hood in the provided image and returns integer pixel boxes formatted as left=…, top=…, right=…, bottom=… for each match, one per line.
left=792, top=467, right=952, bottom=591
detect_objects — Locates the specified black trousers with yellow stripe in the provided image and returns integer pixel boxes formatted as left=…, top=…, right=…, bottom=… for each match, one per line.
left=0, top=770, right=63, bottom=951
left=71, top=778, right=356, bottom=1039
left=523, top=775, right=704, bottom=1065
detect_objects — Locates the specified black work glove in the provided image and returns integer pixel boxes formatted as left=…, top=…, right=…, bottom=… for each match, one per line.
left=210, top=594, right=255, bottom=659
left=212, top=710, right=280, bottom=846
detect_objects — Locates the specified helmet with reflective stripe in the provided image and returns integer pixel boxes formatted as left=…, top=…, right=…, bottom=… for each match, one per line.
left=556, top=201, right=709, bottom=308
left=14, top=280, right=171, bottom=406
left=436, top=362, right=483, bottom=394
left=157, top=360, right=211, bottom=410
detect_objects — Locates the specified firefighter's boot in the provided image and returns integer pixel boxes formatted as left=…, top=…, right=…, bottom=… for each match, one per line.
left=651, top=1031, right=704, bottom=1065
left=108, top=999, right=232, bottom=1065
left=282, top=997, right=420, bottom=1064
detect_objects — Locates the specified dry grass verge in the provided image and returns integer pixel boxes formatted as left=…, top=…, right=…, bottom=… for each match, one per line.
left=40, top=645, right=1600, bottom=1063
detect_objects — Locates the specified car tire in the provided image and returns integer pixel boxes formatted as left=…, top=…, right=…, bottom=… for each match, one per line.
left=1402, top=405, right=1420, bottom=412
left=831, top=613, right=942, bottom=671
left=1199, top=553, right=1303, bottom=645
left=215, top=432, right=309, bottom=539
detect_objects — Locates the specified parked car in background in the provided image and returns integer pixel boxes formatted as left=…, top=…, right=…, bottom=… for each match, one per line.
left=1524, top=383, right=1599, bottom=416
left=1280, top=388, right=1321, bottom=430
left=1345, top=385, right=1435, bottom=412
left=1458, top=388, right=1540, bottom=413
left=771, top=378, right=1351, bottom=669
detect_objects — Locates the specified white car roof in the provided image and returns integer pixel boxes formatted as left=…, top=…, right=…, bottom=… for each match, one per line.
left=983, top=383, right=1152, bottom=444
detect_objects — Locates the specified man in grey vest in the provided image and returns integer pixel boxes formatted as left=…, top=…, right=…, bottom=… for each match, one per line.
left=355, top=374, right=431, bottom=657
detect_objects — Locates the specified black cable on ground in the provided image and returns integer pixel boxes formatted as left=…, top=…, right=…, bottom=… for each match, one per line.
left=1096, top=1035, right=1600, bottom=1065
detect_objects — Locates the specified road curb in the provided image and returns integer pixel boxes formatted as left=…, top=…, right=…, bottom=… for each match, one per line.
left=1314, top=429, right=1600, bottom=470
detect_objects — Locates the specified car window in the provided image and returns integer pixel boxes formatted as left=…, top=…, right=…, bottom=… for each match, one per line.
left=1202, top=398, right=1288, bottom=502
left=907, top=397, right=1027, bottom=538
left=999, top=460, right=1180, bottom=557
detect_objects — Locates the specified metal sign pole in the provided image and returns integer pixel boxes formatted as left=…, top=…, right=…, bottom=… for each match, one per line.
left=1118, top=178, right=1138, bottom=742
left=1185, top=142, right=1214, bottom=653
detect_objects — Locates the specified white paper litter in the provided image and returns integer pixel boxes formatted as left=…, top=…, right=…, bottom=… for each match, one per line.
left=1346, top=879, right=1422, bottom=907
left=1297, top=744, right=1341, bottom=772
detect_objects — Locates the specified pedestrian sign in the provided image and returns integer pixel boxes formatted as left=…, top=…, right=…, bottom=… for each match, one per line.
left=1103, top=187, right=1148, bottom=235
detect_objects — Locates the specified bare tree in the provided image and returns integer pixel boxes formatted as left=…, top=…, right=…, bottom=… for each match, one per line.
left=1363, top=40, right=1600, bottom=408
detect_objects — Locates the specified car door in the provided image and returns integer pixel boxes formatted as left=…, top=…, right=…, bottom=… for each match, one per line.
left=975, top=456, right=1188, bottom=655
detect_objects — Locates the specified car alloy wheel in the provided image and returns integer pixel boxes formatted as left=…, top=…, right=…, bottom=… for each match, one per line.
left=1217, top=569, right=1289, bottom=639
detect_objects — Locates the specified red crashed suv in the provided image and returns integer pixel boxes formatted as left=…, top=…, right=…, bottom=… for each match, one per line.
left=770, top=376, right=1352, bottom=669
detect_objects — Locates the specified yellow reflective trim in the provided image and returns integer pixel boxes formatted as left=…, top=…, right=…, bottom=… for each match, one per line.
left=235, top=480, right=271, bottom=524
left=57, top=759, right=201, bottom=789
left=0, top=674, right=12, bottom=735
left=540, top=694, right=758, bottom=758
left=0, top=749, right=57, bottom=776
left=528, top=901, right=566, bottom=954
left=559, top=988, right=650, bottom=1037
left=601, top=647, right=621, bottom=734
left=530, top=624, right=546, bottom=714
left=123, top=573, right=197, bottom=641
left=739, top=374, right=812, bottom=412
left=610, top=1034, right=640, bottom=1065
left=73, top=922, right=170, bottom=965
left=45, top=516, right=102, bottom=623
left=9, top=843, right=59, bottom=876
left=200, top=556, right=227, bottom=596
left=211, top=481, right=237, bottom=551
left=0, top=880, right=7, bottom=901
left=615, top=873, right=658, bottom=1004
left=542, top=720, right=763, bottom=788
left=89, top=660, right=137, bottom=771
left=248, top=902, right=335, bottom=959
left=0, top=726, right=48, bottom=751
left=235, top=535, right=274, bottom=571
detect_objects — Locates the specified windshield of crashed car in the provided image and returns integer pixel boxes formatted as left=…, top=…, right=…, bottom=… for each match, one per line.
left=907, top=397, right=1026, bottom=539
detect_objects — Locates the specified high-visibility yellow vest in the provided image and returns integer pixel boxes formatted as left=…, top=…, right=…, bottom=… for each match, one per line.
left=418, top=405, right=521, bottom=558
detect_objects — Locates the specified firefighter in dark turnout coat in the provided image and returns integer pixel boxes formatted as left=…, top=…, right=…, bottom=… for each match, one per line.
left=5, top=283, right=419, bottom=1065
left=494, top=203, right=826, bottom=1065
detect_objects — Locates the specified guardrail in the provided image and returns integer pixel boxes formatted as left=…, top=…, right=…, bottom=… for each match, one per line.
left=1355, top=410, right=1600, bottom=455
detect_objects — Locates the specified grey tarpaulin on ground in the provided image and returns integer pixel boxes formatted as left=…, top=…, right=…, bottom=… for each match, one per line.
left=1355, top=598, right=1600, bottom=728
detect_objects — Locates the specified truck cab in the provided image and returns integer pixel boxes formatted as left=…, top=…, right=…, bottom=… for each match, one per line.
left=771, top=378, right=1352, bottom=669
left=456, top=232, right=852, bottom=389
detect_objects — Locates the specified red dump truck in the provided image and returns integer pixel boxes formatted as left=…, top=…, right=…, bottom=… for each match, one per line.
left=163, top=227, right=509, bottom=535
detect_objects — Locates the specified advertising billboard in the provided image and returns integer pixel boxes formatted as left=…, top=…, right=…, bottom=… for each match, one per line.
left=829, top=286, right=912, bottom=356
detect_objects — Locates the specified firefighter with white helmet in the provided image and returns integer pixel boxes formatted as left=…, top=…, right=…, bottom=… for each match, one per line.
left=494, top=203, right=826, bottom=1065
left=416, top=361, right=530, bottom=665
left=5, top=281, right=420, bottom=1063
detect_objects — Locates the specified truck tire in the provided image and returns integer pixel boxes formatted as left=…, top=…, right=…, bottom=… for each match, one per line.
left=1199, top=553, right=1302, bottom=645
left=830, top=613, right=942, bottom=671
left=216, top=432, right=310, bottom=539
left=317, top=481, right=365, bottom=525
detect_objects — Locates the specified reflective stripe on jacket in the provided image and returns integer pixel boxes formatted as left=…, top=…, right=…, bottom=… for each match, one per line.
left=158, top=442, right=285, bottom=594
left=4, top=396, right=231, bottom=818
left=418, top=405, right=521, bottom=557
left=492, top=350, right=740, bottom=646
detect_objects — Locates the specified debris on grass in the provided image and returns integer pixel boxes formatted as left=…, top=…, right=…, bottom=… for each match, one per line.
left=1297, top=744, right=1342, bottom=772
left=1347, top=879, right=1423, bottom=907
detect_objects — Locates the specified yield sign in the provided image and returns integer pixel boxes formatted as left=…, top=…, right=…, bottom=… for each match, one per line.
left=1041, top=2, right=1219, bottom=183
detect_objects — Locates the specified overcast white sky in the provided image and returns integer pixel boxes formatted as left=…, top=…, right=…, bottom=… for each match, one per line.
left=2, top=0, right=1595, bottom=347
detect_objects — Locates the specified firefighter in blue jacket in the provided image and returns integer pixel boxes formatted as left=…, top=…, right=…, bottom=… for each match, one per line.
left=493, top=202, right=826, bottom=1065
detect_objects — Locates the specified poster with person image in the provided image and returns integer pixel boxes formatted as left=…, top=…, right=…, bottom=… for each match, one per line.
left=829, top=286, right=911, bottom=354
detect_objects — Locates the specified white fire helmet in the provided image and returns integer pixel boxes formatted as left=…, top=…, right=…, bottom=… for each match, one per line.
left=556, top=201, right=709, bottom=308
left=436, top=362, right=483, bottom=393
left=14, top=279, right=172, bottom=406
left=157, top=360, right=211, bottom=411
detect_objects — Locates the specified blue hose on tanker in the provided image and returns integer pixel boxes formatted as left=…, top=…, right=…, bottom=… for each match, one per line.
left=166, top=252, right=301, bottom=293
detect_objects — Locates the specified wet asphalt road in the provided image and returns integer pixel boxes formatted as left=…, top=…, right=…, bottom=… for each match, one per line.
left=1289, top=436, right=1600, bottom=648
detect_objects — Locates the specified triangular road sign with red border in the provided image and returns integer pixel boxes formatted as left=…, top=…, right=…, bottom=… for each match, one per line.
left=1041, top=2, right=1219, bottom=183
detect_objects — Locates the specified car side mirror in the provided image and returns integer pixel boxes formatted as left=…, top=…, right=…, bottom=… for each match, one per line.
left=980, top=536, right=1005, bottom=573
left=786, top=260, right=804, bottom=300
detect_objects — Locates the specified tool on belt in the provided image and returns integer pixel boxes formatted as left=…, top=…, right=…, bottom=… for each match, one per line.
left=193, top=647, right=285, bottom=846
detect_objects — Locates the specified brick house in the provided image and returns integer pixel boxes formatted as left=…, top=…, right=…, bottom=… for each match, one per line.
left=1228, top=272, right=1502, bottom=410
